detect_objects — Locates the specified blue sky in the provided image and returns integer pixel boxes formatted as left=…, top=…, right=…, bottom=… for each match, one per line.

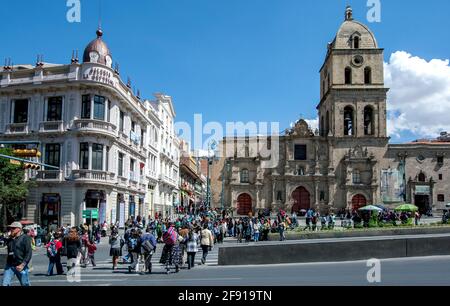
left=2, top=0, right=450, bottom=146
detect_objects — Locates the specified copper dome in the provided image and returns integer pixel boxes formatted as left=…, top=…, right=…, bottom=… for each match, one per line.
left=83, top=29, right=113, bottom=67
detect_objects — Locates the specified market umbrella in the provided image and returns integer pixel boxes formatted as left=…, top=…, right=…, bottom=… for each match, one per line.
left=374, top=204, right=388, bottom=211
left=394, top=204, right=419, bottom=212
left=358, top=205, right=383, bottom=212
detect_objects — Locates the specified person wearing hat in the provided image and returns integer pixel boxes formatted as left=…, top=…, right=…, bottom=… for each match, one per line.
left=2, top=222, right=32, bottom=286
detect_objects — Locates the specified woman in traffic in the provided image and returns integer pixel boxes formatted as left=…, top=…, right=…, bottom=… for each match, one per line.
left=45, top=232, right=64, bottom=276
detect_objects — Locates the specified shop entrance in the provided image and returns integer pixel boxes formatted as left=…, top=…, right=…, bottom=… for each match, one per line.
left=414, top=195, right=429, bottom=215
left=41, top=194, right=61, bottom=228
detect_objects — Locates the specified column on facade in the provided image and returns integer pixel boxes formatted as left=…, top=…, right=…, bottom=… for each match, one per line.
left=315, top=180, right=320, bottom=207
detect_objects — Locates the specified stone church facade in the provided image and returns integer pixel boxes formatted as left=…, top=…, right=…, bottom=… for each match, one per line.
left=212, top=7, right=450, bottom=216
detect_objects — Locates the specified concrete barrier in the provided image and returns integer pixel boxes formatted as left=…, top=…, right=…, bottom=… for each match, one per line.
left=268, top=226, right=450, bottom=241
left=218, top=234, right=450, bottom=266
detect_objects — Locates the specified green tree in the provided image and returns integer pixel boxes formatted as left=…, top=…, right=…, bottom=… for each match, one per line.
left=0, top=148, right=35, bottom=229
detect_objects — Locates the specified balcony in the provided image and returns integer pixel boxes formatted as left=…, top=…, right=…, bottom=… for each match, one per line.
left=71, top=169, right=116, bottom=182
left=73, top=119, right=117, bottom=135
left=36, top=170, right=63, bottom=181
left=6, top=123, right=28, bottom=134
left=39, top=121, right=64, bottom=133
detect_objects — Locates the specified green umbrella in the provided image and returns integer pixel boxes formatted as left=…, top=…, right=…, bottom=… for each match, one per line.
left=358, top=205, right=383, bottom=212
left=394, top=204, right=418, bottom=212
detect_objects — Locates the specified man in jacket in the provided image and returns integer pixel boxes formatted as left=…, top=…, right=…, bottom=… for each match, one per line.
left=2, top=222, right=32, bottom=286
left=200, top=224, right=214, bottom=264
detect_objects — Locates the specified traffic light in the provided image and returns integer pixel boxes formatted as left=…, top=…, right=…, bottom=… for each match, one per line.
left=13, top=149, right=41, bottom=158
left=23, top=163, right=41, bottom=170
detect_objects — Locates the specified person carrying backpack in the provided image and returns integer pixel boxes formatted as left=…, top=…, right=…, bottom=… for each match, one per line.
left=127, top=229, right=142, bottom=273
left=46, top=233, right=64, bottom=276
left=141, top=228, right=157, bottom=274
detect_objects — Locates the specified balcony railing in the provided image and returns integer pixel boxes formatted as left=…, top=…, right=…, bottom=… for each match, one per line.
left=36, top=170, right=63, bottom=181
left=73, top=119, right=117, bottom=134
left=72, top=169, right=115, bottom=182
left=6, top=123, right=28, bottom=134
left=39, top=121, right=64, bottom=132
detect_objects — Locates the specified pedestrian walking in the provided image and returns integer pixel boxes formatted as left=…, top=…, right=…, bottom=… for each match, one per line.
left=200, top=224, right=214, bottom=265
left=278, top=220, right=286, bottom=241
left=2, top=222, right=32, bottom=286
left=253, top=220, right=261, bottom=242
left=109, top=228, right=124, bottom=270
left=186, top=229, right=199, bottom=269
left=127, top=229, right=142, bottom=273
left=141, top=228, right=157, bottom=274
left=64, top=228, right=82, bottom=274
left=45, top=233, right=64, bottom=276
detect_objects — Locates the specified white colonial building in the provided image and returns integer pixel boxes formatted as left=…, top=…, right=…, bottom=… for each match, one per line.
left=0, top=28, right=180, bottom=227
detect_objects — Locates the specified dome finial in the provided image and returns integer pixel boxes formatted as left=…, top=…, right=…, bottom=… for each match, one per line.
left=345, top=5, right=353, bottom=21
left=96, top=27, right=103, bottom=38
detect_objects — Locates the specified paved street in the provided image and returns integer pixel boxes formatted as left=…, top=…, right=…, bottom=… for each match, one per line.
left=2, top=234, right=450, bottom=286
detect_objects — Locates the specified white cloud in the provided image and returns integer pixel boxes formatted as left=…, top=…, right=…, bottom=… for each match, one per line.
left=385, top=51, right=450, bottom=140
left=305, top=118, right=319, bottom=132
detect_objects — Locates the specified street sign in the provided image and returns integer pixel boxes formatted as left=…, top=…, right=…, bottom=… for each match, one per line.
left=82, top=209, right=99, bottom=219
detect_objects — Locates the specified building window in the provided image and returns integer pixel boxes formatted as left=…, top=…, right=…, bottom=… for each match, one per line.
left=439, top=174, right=443, bottom=180
left=364, top=67, right=372, bottom=84
left=320, top=191, right=325, bottom=201
left=118, top=153, right=124, bottom=177
left=13, top=99, right=28, bottom=123
left=320, top=116, right=324, bottom=136
left=418, top=172, right=426, bottom=182
left=93, top=95, right=106, bottom=120
left=437, top=194, right=445, bottom=202
left=47, top=97, right=63, bottom=121
left=364, top=106, right=374, bottom=136
left=277, top=191, right=282, bottom=202
left=81, top=95, right=91, bottom=119
left=345, top=67, right=352, bottom=85
left=119, top=110, right=124, bottom=132
left=353, top=169, right=361, bottom=184
left=294, top=145, right=307, bottom=161
left=79, top=143, right=89, bottom=170
left=131, top=121, right=136, bottom=132
left=45, top=144, right=60, bottom=170
left=353, top=36, right=360, bottom=49
left=91, top=144, right=103, bottom=171
left=437, top=156, right=444, bottom=165
left=344, top=106, right=354, bottom=136
left=130, top=158, right=136, bottom=181
left=240, top=169, right=249, bottom=183
left=326, top=111, right=330, bottom=136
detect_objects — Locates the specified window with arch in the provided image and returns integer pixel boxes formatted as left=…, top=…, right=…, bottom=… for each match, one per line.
left=326, top=111, right=330, bottom=136
left=353, top=36, right=360, bottom=49
left=364, top=106, right=374, bottom=135
left=345, top=67, right=352, bottom=85
left=320, top=116, right=324, bottom=136
left=344, top=106, right=354, bottom=136
left=364, top=67, right=372, bottom=84
left=418, top=172, right=426, bottom=182
left=240, top=169, right=249, bottom=183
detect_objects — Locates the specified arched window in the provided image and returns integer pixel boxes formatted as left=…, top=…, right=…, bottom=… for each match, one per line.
left=326, top=111, right=330, bottom=136
left=344, top=106, right=354, bottom=136
left=345, top=67, right=352, bottom=85
left=418, top=172, right=426, bottom=182
left=353, top=36, right=360, bottom=49
left=240, top=169, right=249, bottom=183
left=364, top=106, right=374, bottom=135
left=364, top=67, right=372, bottom=84
left=320, top=116, right=324, bottom=136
